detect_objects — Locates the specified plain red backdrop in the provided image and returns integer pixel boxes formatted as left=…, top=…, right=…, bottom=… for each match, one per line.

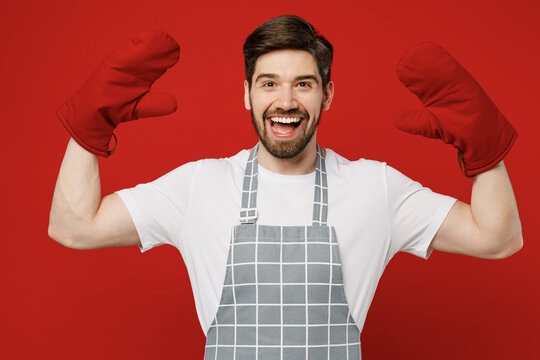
left=0, top=0, right=538, bottom=358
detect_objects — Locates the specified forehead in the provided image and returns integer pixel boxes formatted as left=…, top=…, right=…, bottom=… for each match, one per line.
left=253, top=49, right=320, bottom=81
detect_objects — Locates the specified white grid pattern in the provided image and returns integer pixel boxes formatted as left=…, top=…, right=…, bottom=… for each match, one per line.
left=231, top=226, right=237, bottom=360
left=313, top=145, right=328, bottom=226
left=205, top=343, right=360, bottom=349
left=304, top=226, right=308, bottom=360
left=204, top=144, right=361, bottom=360
left=239, top=145, right=258, bottom=224
left=204, top=225, right=361, bottom=358
left=240, top=144, right=328, bottom=226
left=255, top=225, right=259, bottom=358
left=327, top=229, right=333, bottom=348
left=280, top=226, right=283, bottom=359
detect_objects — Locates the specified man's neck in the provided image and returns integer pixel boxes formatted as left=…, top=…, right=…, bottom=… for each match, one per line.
left=257, top=137, right=324, bottom=175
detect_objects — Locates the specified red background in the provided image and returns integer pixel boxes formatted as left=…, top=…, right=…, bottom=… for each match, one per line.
left=1, top=0, right=538, bottom=358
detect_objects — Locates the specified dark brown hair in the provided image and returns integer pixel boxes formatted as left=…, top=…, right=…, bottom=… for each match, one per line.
left=243, top=15, right=333, bottom=90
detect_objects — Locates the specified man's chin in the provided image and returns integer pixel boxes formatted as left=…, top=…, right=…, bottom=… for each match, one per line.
left=260, top=136, right=311, bottom=159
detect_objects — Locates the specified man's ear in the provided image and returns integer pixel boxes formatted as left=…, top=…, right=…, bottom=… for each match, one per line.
left=322, top=81, right=334, bottom=111
left=244, top=80, right=251, bottom=110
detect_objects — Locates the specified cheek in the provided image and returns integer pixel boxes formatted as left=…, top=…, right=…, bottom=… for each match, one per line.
left=299, top=93, right=323, bottom=109
left=252, top=102, right=266, bottom=116
left=305, top=102, right=323, bottom=116
left=251, top=97, right=273, bottom=114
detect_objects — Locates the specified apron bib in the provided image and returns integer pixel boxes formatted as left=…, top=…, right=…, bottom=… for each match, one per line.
left=204, top=144, right=361, bottom=359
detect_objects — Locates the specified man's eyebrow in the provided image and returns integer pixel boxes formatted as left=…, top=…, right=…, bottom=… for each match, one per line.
left=295, top=75, right=320, bottom=84
left=255, top=73, right=320, bottom=84
left=255, top=73, right=278, bottom=82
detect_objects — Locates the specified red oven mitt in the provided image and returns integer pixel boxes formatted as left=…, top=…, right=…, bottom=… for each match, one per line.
left=395, top=42, right=517, bottom=177
left=57, top=31, right=180, bottom=157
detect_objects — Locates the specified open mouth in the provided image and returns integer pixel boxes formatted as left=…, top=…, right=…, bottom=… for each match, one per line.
left=267, top=116, right=304, bottom=138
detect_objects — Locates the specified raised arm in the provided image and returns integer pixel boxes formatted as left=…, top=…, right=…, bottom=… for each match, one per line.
left=394, top=42, right=522, bottom=259
left=430, top=161, right=522, bottom=259
left=48, top=138, right=140, bottom=249
left=48, top=31, right=180, bottom=250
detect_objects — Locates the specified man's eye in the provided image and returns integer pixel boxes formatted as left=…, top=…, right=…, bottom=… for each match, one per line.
left=298, top=82, right=311, bottom=87
left=263, top=82, right=275, bottom=87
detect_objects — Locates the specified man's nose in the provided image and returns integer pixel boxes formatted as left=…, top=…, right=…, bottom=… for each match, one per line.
left=275, top=87, right=298, bottom=110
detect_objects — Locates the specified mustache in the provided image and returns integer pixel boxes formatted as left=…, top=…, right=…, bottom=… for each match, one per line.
left=263, top=109, right=309, bottom=119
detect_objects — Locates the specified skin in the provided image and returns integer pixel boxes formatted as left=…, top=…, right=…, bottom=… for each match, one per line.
left=49, top=46, right=522, bottom=261
left=242, top=49, right=522, bottom=260
left=244, top=49, right=334, bottom=175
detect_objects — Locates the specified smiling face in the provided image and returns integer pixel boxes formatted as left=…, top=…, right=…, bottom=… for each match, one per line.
left=244, top=49, right=334, bottom=159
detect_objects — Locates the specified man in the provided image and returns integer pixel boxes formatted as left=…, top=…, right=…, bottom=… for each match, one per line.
left=49, top=15, right=522, bottom=359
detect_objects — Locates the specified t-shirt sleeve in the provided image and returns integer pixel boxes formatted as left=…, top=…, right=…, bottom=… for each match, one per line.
left=114, top=160, right=201, bottom=254
left=384, top=163, right=457, bottom=259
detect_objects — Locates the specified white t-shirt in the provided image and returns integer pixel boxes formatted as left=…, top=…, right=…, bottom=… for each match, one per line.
left=115, top=147, right=457, bottom=336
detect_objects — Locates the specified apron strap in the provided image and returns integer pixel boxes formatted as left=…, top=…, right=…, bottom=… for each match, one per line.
left=239, top=143, right=259, bottom=224
left=312, top=144, right=328, bottom=225
left=239, top=143, right=328, bottom=225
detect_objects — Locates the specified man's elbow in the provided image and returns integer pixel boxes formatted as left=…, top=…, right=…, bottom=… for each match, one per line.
left=491, top=233, right=524, bottom=259
left=48, top=222, right=86, bottom=250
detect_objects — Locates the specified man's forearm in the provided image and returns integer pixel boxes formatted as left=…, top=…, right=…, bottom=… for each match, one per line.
left=470, top=161, right=523, bottom=257
left=48, top=138, right=101, bottom=248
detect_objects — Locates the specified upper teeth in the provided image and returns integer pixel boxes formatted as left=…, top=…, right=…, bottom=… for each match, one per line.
left=270, top=117, right=301, bottom=123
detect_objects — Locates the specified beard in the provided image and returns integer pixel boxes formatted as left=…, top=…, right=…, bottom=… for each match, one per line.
left=250, top=103, right=323, bottom=159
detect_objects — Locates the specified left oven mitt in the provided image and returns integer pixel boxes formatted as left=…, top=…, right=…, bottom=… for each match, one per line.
left=394, top=42, right=517, bottom=177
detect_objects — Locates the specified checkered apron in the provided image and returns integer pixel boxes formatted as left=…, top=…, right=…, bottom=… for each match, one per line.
left=204, top=144, right=361, bottom=359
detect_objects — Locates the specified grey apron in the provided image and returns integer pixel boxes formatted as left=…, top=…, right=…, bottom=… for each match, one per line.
left=204, top=144, right=361, bottom=359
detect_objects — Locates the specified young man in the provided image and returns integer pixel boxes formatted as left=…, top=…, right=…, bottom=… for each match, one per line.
left=49, top=15, right=522, bottom=359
